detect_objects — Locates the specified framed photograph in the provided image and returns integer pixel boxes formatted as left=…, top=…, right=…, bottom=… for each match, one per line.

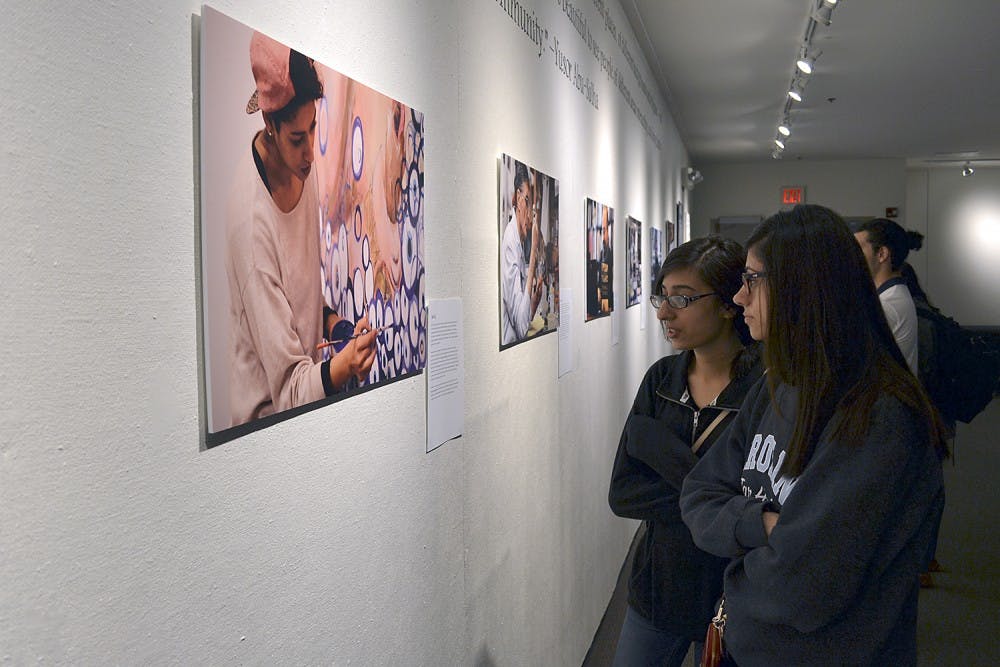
left=585, top=198, right=614, bottom=321
left=626, top=216, right=642, bottom=308
left=674, top=200, right=685, bottom=249
left=498, top=154, right=560, bottom=350
left=200, top=7, right=426, bottom=445
left=649, top=226, right=664, bottom=290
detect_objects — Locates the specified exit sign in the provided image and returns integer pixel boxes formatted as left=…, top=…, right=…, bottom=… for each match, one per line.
left=781, top=186, right=805, bottom=205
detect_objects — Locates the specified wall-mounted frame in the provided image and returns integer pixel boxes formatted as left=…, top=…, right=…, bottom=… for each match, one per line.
left=649, top=225, right=664, bottom=289
left=498, top=153, right=560, bottom=350
left=626, top=216, right=642, bottom=308
left=585, top=198, right=614, bottom=321
left=199, top=7, right=426, bottom=445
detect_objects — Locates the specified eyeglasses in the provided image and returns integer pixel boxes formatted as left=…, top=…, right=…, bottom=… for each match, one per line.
left=650, top=293, right=719, bottom=309
left=741, top=270, right=769, bottom=290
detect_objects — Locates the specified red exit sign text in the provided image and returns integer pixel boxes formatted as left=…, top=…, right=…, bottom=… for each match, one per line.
left=781, top=186, right=805, bottom=205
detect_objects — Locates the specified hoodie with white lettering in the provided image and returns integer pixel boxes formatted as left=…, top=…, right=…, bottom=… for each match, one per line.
left=680, top=380, right=944, bottom=667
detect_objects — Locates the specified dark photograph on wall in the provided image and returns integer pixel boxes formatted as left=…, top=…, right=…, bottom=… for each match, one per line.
left=673, top=200, right=685, bottom=250
left=666, top=218, right=677, bottom=253
left=649, top=226, right=664, bottom=290
left=199, top=7, right=426, bottom=446
left=585, top=198, right=614, bottom=321
left=498, top=153, right=560, bottom=350
left=626, top=216, right=642, bottom=307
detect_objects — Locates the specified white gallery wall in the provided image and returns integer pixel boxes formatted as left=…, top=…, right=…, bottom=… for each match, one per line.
left=1, top=1, right=687, bottom=664
left=691, top=158, right=907, bottom=236
left=906, top=166, right=1000, bottom=326
left=690, top=160, right=1000, bottom=328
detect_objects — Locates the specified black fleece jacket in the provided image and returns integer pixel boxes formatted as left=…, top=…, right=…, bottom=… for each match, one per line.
left=608, top=349, right=765, bottom=639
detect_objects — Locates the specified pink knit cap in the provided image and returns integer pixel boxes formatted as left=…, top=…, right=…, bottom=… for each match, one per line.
left=245, top=31, right=294, bottom=114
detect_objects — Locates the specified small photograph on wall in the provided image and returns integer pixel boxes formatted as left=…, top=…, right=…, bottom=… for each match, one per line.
left=650, top=226, right=664, bottom=288
left=666, top=218, right=678, bottom=253
left=585, top=198, right=614, bottom=321
left=626, top=216, right=642, bottom=308
left=674, top=200, right=686, bottom=249
left=498, top=153, right=560, bottom=350
left=199, top=7, right=426, bottom=446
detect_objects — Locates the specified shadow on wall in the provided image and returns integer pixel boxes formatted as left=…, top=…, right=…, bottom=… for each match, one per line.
left=474, top=643, right=498, bottom=667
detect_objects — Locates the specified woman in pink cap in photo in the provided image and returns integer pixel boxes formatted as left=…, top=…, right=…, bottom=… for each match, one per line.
left=225, top=31, right=377, bottom=428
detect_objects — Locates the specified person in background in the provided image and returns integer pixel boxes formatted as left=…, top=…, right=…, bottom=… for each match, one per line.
left=900, top=261, right=950, bottom=587
left=226, top=32, right=376, bottom=428
left=609, top=236, right=764, bottom=667
left=854, top=219, right=924, bottom=375
left=681, top=205, right=945, bottom=666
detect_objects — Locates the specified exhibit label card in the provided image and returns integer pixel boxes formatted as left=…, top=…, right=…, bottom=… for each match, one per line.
left=559, top=288, right=575, bottom=377
left=426, top=298, right=464, bottom=452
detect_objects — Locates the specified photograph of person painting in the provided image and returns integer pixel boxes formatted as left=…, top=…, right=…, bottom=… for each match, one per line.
left=225, top=31, right=377, bottom=430
left=199, top=9, right=427, bottom=443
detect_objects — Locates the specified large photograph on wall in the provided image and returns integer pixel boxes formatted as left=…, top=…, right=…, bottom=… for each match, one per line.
left=498, top=153, right=560, bottom=350
left=200, top=7, right=426, bottom=445
left=626, top=216, right=642, bottom=308
left=585, top=198, right=614, bottom=321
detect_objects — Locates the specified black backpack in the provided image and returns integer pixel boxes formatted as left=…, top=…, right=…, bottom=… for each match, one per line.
left=914, top=297, right=1000, bottom=424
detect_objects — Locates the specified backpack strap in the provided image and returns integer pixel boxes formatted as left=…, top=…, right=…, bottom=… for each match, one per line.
left=877, top=276, right=908, bottom=295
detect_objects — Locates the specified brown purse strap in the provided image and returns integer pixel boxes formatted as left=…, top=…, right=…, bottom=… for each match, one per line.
left=692, top=411, right=730, bottom=454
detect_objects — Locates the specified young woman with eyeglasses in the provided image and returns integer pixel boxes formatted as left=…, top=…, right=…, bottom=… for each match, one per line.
left=680, top=205, right=945, bottom=666
left=608, top=236, right=764, bottom=667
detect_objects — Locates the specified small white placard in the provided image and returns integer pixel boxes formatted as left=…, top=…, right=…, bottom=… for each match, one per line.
left=558, top=288, right=575, bottom=377
left=426, top=298, right=464, bottom=452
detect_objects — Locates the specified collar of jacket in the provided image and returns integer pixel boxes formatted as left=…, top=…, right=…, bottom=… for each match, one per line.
left=656, top=348, right=764, bottom=411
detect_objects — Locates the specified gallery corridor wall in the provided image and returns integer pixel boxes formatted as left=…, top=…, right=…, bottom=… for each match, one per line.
left=690, top=160, right=1000, bottom=327
left=0, top=0, right=688, bottom=664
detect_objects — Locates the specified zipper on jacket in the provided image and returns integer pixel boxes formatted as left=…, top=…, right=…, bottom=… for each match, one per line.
left=657, top=388, right=738, bottom=447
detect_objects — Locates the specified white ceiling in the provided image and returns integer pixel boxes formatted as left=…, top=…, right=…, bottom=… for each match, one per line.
left=621, top=0, right=1000, bottom=166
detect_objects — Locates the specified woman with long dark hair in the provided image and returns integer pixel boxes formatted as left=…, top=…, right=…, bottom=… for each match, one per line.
left=680, top=205, right=945, bottom=666
left=609, top=236, right=764, bottom=666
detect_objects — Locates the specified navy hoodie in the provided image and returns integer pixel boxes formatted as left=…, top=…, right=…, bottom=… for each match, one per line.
left=680, top=381, right=944, bottom=666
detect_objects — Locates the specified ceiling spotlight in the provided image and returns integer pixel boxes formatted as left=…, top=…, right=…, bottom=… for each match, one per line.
left=771, top=149, right=784, bottom=160
left=774, top=137, right=786, bottom=150
left=788, top=84, right=804, bottom=102
left=684, top=166, right=704, bottom=189
left=813, top=0, right=838, bottom=25
left=778, top=122, right=791, bottom=137
left=962, top=162, right=975, bottom=177
left=796, top=55, right=814, bottom=75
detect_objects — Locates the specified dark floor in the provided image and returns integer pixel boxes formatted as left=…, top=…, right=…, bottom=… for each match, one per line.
left=584, top=398, right=1000, bottom=667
